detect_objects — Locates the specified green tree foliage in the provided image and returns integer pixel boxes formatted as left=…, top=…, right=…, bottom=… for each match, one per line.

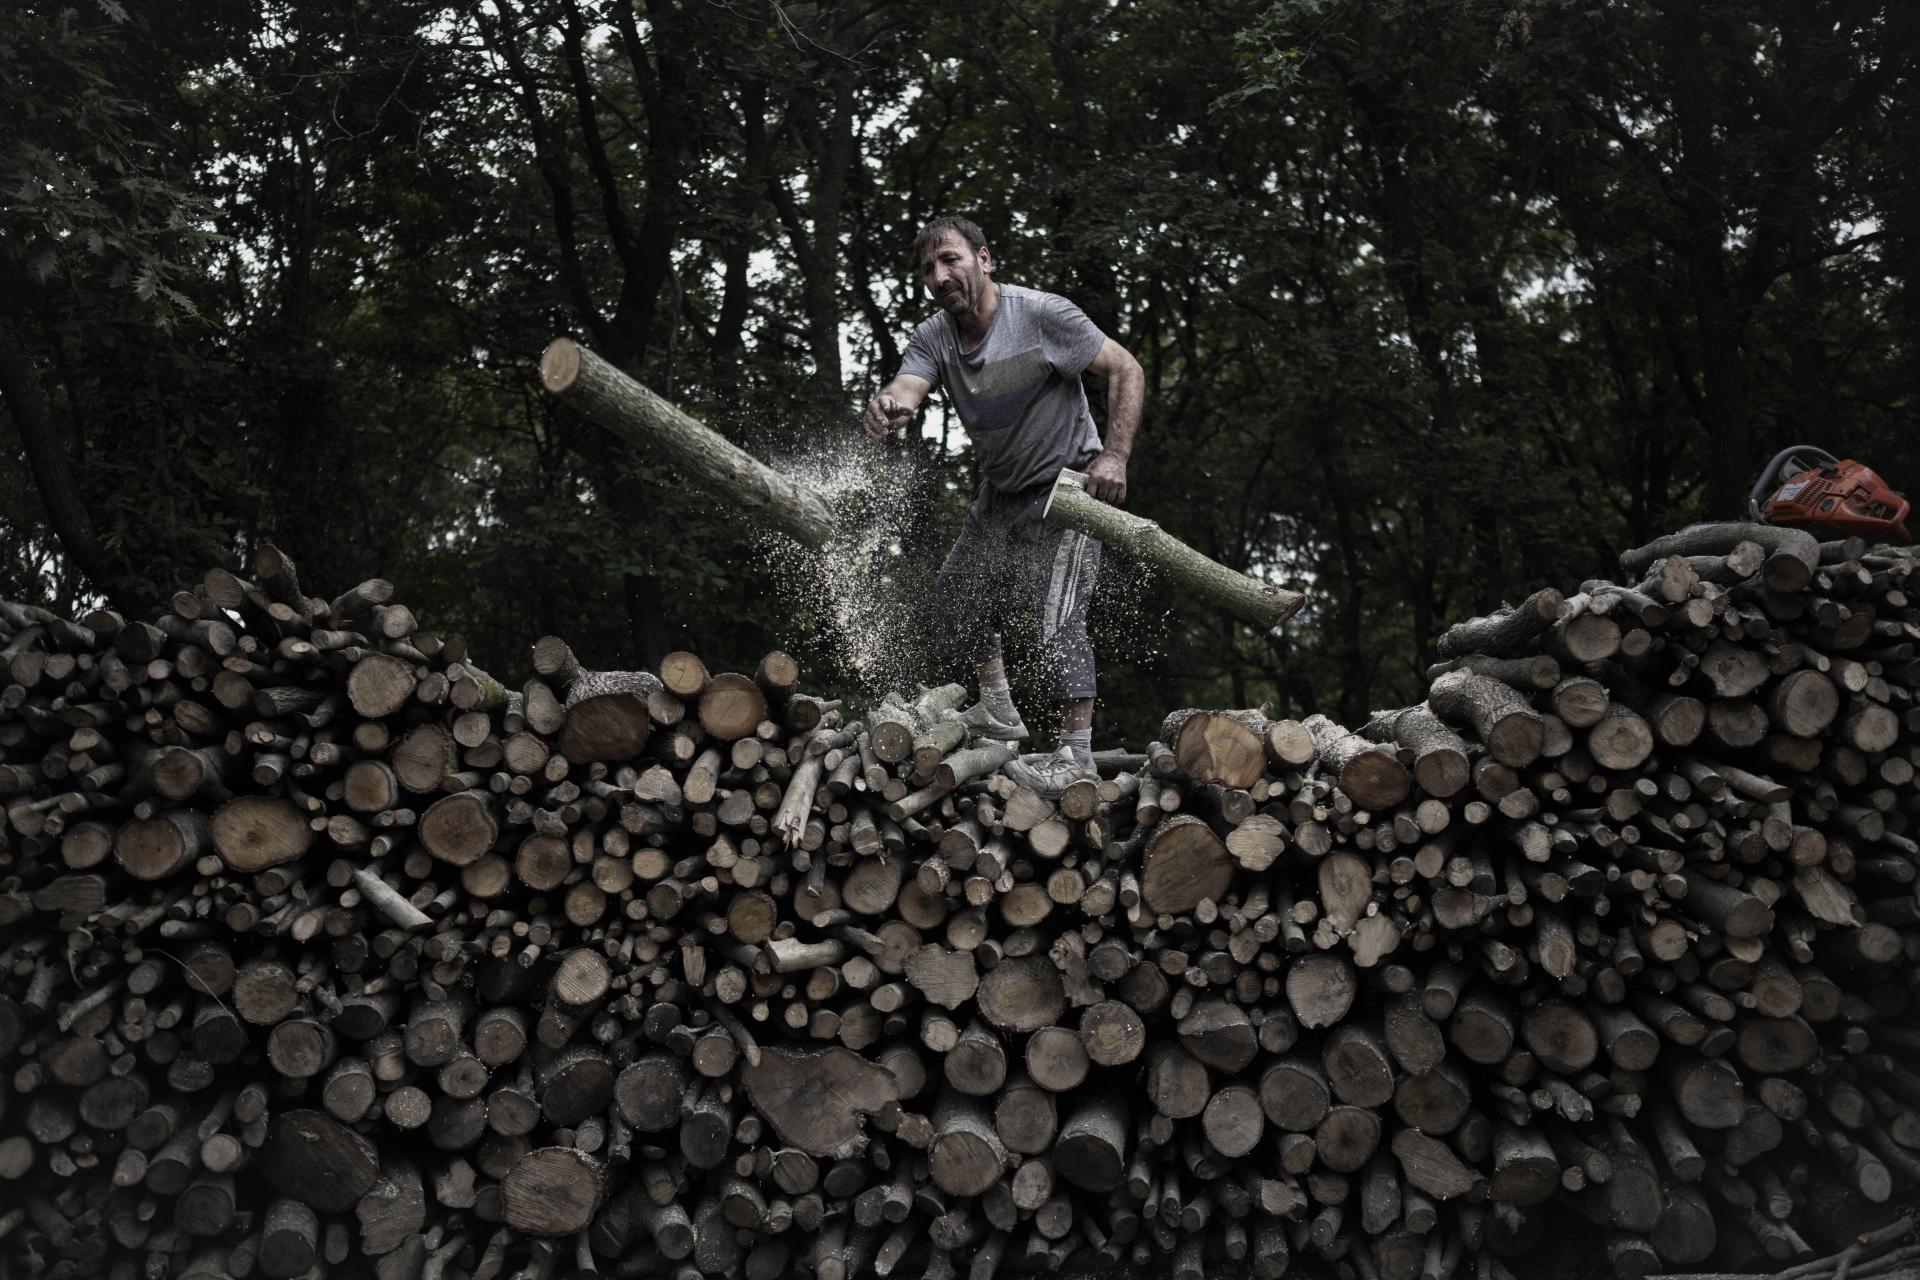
left=0, top=0, right=236, bottom=611
left=2, top=0, right=1914, bottom=745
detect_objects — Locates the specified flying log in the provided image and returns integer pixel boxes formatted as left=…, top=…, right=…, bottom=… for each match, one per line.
left=1044, top=468, right=1306, bottom=634
left=539, top=337, right=837, bottom=548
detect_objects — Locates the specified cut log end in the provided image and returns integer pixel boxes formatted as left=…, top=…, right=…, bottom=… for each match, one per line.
left=539, top=337, right=583, bottom=394
left=501, top=1147, right=604, bottom=1235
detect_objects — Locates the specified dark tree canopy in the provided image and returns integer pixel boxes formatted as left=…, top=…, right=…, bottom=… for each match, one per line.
left=3, top=0, right=1915, bottom=744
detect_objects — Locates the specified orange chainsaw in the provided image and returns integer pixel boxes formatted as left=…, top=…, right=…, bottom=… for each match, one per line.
left=1749, top=445, right=1909, bottom=541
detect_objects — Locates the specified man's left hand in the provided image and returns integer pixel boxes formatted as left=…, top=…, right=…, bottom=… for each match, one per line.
left=1085, top=451, right=1129, bottom=505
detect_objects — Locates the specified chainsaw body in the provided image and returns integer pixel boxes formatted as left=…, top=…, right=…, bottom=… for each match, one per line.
left=1750, top=446, right=1910, bottom=542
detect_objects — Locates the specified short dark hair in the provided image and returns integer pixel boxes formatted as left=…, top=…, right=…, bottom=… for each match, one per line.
left=910, top=216, right=989, bottom=267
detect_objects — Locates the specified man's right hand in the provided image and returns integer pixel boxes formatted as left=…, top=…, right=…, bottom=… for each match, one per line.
left=862, top=391, right=914, bottom=439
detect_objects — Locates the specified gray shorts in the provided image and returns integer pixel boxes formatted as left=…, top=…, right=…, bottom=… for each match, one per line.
left=934, top=481, right=1101, bottom=701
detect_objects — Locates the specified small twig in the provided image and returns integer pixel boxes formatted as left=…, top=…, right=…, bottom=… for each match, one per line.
left=421, top=1232, right=469, bottom=1280
left=352, top=865, right=433, bottom=930
left=1773, top=1219, right=1915, bottom=1280
left=1850, top=1244, right=1920, bottom=1279
left=1813, top=1245, right=1920, bottom=1280
left=54, top=973, right=124, bottom=1033
left=470, top=1227, right=513, bottom=1280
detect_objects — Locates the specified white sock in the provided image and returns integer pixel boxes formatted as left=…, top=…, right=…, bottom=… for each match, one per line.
left=981, top=676, right=1020, bottom=722
left=1058, top=727, right=1093, bottom=767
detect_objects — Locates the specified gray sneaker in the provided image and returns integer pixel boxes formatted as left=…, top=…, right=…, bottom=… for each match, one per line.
left=958, top=700, right=1030, bottom=742
left=1002, top=745, right=1096, bottom=798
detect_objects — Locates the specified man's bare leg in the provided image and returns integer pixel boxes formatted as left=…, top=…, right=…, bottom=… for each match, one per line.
left=1057, top=697, right=1094, bottom=768
left=1002, top=693, right=1096, bottom=794
left=962, top=656, right=1029, bottom=740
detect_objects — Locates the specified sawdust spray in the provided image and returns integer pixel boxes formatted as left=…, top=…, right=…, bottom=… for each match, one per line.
left=757, top=435, right=1170, bottom=745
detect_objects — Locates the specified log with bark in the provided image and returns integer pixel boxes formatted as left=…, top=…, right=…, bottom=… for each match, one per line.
left=540, top=338, right=836, bottom=548
left=1044, top=468, right=1305, bottom=633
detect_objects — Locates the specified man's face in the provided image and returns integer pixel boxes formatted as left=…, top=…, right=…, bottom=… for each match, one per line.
left=920, top=231, right=991, bottom=316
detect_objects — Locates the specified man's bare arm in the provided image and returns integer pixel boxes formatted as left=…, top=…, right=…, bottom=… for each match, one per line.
left=1084, top=337, right=1144, bottom=504
left=861, top=373, right=933, bottom=439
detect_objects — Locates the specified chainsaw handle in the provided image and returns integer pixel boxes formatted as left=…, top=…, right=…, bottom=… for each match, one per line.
left=1749, top=445, right=1839, bottom=520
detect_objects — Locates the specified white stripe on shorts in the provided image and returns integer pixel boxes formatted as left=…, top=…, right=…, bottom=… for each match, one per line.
left=1043, top=530, right=1096, bottom=639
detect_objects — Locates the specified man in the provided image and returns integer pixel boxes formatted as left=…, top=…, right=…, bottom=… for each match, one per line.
left=861, top=216, right=1145, bottom=795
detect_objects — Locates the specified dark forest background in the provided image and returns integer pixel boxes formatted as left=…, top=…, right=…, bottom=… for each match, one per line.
left=3, top=0, right=1916, bottom=748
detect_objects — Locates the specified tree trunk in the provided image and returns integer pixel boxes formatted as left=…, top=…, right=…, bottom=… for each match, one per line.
left=0, top=318, right=142, bottom=614
left=1661, top=0, right=1752, bottom=519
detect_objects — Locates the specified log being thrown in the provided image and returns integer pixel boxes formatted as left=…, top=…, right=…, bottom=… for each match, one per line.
left=540, top=338, right=1306, bottom=632
left=540, top=336, right=837, bottom=548
left=1044, top=468, right=1306, bottom=633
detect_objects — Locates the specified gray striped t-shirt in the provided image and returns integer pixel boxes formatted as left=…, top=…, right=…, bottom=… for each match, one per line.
left=898, top=284, right=1108, bottom=494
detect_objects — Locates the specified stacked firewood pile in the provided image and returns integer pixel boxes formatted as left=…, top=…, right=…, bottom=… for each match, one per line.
left=2, top=526, right=1917, bottom=1280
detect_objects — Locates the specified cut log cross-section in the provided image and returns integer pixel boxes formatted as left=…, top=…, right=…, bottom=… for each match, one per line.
left=420, top=791, right=498, bottom=866
left=1427, top=669, right=1546, bottom=767
left=698, top=673, right=770, bottom=742
left=1363, top=705, right=1469, bottom=798
left=501, top=1147, right=605, bottom=1235
left=929, top=1093, right=1008, bottom=1196
left=1053, top=1094, right=1129, bottom=1192
left=1140, top=815, right=1232, bottom=914
left=1159, top=708, right=1268, bottom=787
left=210, top=796, right=313, bottom=873
left=346, top=652, right=416, bottom=719
left=113, top=811, right=209, bottom=880
left=1287, top=953, right=1358, bottom=1030
left=258, top=1110, right=379, bottom=1213
left=1304, top=714, right=1410, bottom=809
left=741, top=1047, right=897, bottom=1158
left=975, top=955, right=1066, bottom=1033
left=559, top=668, right=659, bottom=762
